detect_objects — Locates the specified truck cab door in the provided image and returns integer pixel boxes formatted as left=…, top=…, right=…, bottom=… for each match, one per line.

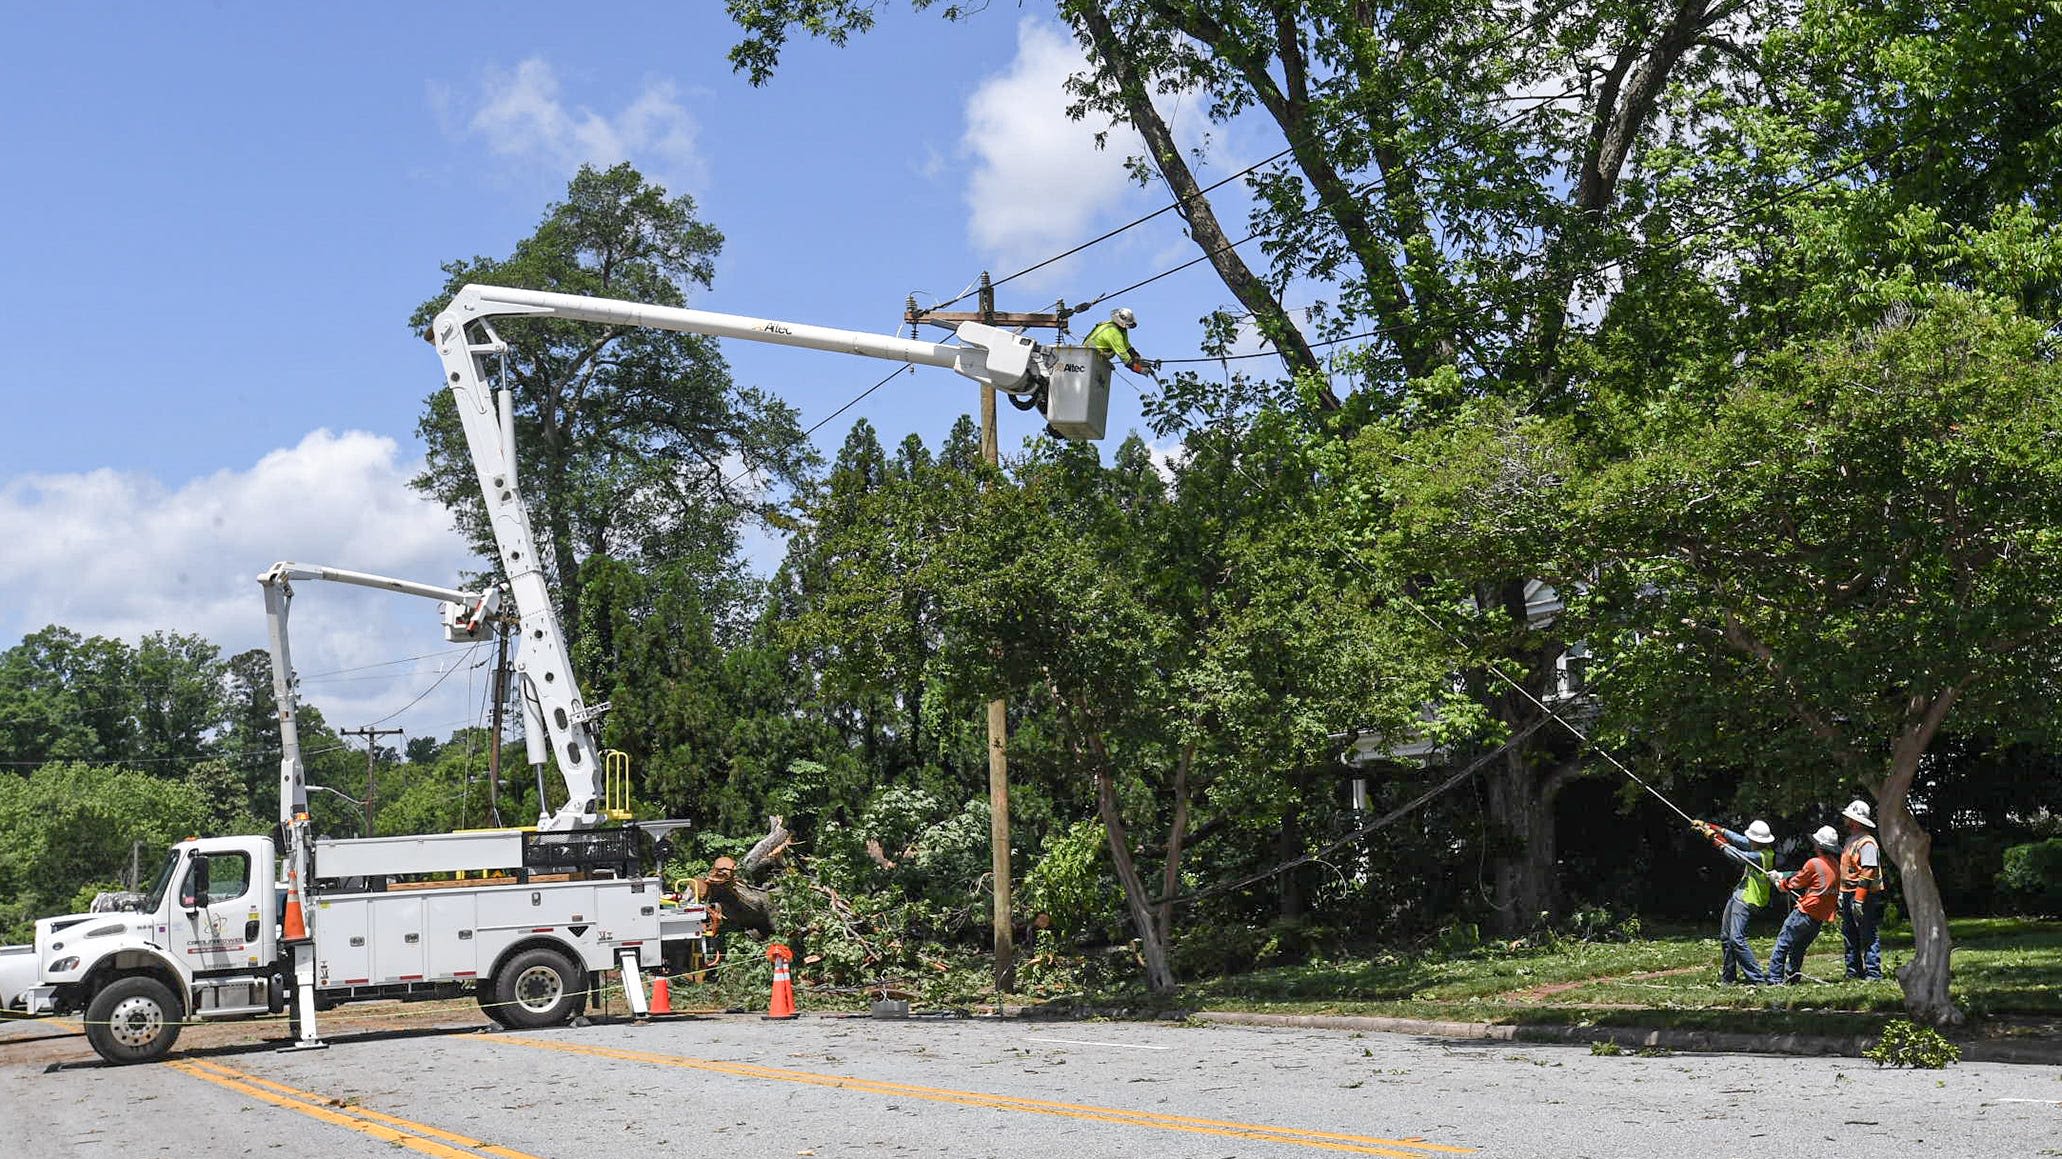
left=166, top=850, right=261, bottom=974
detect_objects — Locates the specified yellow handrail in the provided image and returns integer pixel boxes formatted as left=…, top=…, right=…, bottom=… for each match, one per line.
left=603, top=749, right=634, bottom=821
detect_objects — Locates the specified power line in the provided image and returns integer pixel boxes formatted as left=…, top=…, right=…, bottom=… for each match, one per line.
left=714, top=363, right=913, bottom=494
left=1067, top=81, right=1586, bottom=339
left=1151, top=53, right=2062, bottom=375
left=362, top=644, right=484, bottom=728
left=701, top=14, right=1594, bottom=487
left=299, top=649, right=472, bottom=681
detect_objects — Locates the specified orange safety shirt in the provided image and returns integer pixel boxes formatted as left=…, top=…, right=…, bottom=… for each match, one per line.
left=1782, top=853, right=1839, bottom=922
left=1840, top=833, right=1881, bottom=891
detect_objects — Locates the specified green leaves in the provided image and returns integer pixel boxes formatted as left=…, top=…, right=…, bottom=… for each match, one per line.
left=0, top=763, right=211, bottom=941
left=411, top=162, right=812, bottom=635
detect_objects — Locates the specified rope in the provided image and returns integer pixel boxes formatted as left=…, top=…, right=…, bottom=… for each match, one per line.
left=1160, top=716, right=1553, bottom=908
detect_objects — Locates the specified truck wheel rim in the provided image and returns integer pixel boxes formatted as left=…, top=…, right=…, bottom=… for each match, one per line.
left=109, top=995, right=165, bottom=1047
left=512, top=966, right=563, bottom=1011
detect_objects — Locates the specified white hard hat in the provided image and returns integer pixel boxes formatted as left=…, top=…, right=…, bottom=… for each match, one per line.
left=1842, top=799, right=1874, bottom=828
left=1111, top=307, right=1137, bottom=329
left=1813, top=825, right=1841, bottom=851
left=1744, top=820, right=1774, bottom=846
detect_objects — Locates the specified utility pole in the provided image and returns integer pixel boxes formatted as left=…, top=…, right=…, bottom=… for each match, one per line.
left=486, top=624, right=510, bottom=828
left=343, top=726, right=403, bottom=836
left=906, top=276, right=1073, bottom=993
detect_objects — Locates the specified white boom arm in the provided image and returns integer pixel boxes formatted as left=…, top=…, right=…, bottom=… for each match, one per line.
left=259, top=562, right=499, bottom=834
left=258, top=560, right=500, bottom=994
left=426, top=283, right=1058, bottom=832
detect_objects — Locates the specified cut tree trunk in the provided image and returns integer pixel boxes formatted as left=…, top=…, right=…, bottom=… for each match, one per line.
left=739, top=815, right=793, bottom=881
left=701, top=815, right=792, bottom=936
left=1093, top=762, right=1177, bottom=993
left=704, top=878, right=776, bottom=935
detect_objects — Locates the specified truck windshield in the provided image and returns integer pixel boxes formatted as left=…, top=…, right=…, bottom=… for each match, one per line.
left=139, top=849, right=182, bottom=912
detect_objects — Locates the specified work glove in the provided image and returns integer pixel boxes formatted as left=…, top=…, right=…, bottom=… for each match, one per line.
left=1766, top=870, right=1786, bottom=887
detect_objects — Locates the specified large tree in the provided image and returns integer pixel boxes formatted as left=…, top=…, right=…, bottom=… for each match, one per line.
left=928, top=427, right=1456, bottom=990
left=0, top=628, right=226, bottom=773
left=1579, top=293, right=2062, bottom=1024
left=723, top=0, right=1783, bottom=932
left=410, top=162, right=814, bottom=638
left=725, top=0, right=2062, bottom=939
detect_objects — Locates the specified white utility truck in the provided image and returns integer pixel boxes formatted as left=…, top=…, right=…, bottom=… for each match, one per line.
left=0, top=285, right=1108, bottom=1064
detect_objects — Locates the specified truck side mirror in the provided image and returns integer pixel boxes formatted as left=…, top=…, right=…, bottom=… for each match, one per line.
left=182, top=857, right=210, bottom=911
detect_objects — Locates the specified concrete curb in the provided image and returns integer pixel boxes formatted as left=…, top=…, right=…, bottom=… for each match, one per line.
left=1188, top=1010, right=2062, bottom=1066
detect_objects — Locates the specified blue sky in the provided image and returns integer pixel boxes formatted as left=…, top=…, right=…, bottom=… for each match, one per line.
left=0, top=4, right=1266, bottom=747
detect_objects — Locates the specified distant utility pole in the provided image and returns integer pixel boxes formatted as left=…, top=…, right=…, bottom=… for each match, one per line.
left=905, top=274, right=1073, bottom=993
left=343, top=726, right=404, bottom=836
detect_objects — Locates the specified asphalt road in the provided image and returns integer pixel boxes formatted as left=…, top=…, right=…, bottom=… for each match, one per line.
left=4, top=1012, right=2058, bottom=1158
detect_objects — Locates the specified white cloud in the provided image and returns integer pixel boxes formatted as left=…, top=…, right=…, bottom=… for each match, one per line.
left=1147, top=436, right=1189, bottom=481
left=0, top=431, right=490, bottom=745
left=961, top=20, right=1144, bottom=275
left=462, top=58, right=706, bottom=193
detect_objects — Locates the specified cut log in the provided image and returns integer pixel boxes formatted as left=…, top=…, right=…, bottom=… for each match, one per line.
left=705, top=878, right=776, bottom=936
left=739, top=815, right=793, bottom=883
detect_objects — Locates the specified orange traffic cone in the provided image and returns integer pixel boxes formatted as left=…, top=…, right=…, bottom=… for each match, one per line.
left=764, top=944, right=797, bottom=1020
left=650, top=975, right=672, bottom=1015
left=282, top=868, right=309, bottom=943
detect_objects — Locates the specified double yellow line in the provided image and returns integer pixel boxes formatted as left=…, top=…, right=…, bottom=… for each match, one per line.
left=170, top=1058, right=540, bottom=1159
left=492, top=1036, right=1473, bottom=1157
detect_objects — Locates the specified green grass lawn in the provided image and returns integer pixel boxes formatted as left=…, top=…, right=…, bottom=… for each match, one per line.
left=1177, top=917, right=2062, bottom=1038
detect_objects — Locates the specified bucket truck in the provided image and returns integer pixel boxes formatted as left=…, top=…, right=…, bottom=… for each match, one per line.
left=0, top=562, right=713, bottom=1064
left=0, top=284, right=1110, bottom=1063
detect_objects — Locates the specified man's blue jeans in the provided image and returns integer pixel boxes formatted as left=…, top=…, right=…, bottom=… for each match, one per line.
left=1840, top=891, right=1885, bottom=979
left=1767, top=908, right=1824, bottom=983
left=1719, top=894, right=1766, bottom=984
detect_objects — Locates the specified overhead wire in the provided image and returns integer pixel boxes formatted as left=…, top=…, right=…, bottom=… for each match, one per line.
left=715, top=362, right=913, bottom=495
left=298, top=649, right=469, bottom=681
left=691, top=4, right=1595, bottom=500
left=1161, top=717, right=1554, bottom=907
left=1068, top=80, right=1588, bottom=336
left=360, top=644, right=484, bottom=729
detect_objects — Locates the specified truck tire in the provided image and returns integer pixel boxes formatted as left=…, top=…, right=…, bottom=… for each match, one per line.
left=84, top=976, right=184, bottom=1065
left=477, top=986, right=513, bottom=1028
left=494, top=948, right=584, bottom=1030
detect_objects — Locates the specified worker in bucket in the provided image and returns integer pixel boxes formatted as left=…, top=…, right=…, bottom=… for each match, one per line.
left=1691, top=818, right=1778, bottom=984
left=1086, top=307, right=1156, bottom=376
left=1764, top=825, right=1842, bottom=984
left=1838, top=799, right=1886, bottom=980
